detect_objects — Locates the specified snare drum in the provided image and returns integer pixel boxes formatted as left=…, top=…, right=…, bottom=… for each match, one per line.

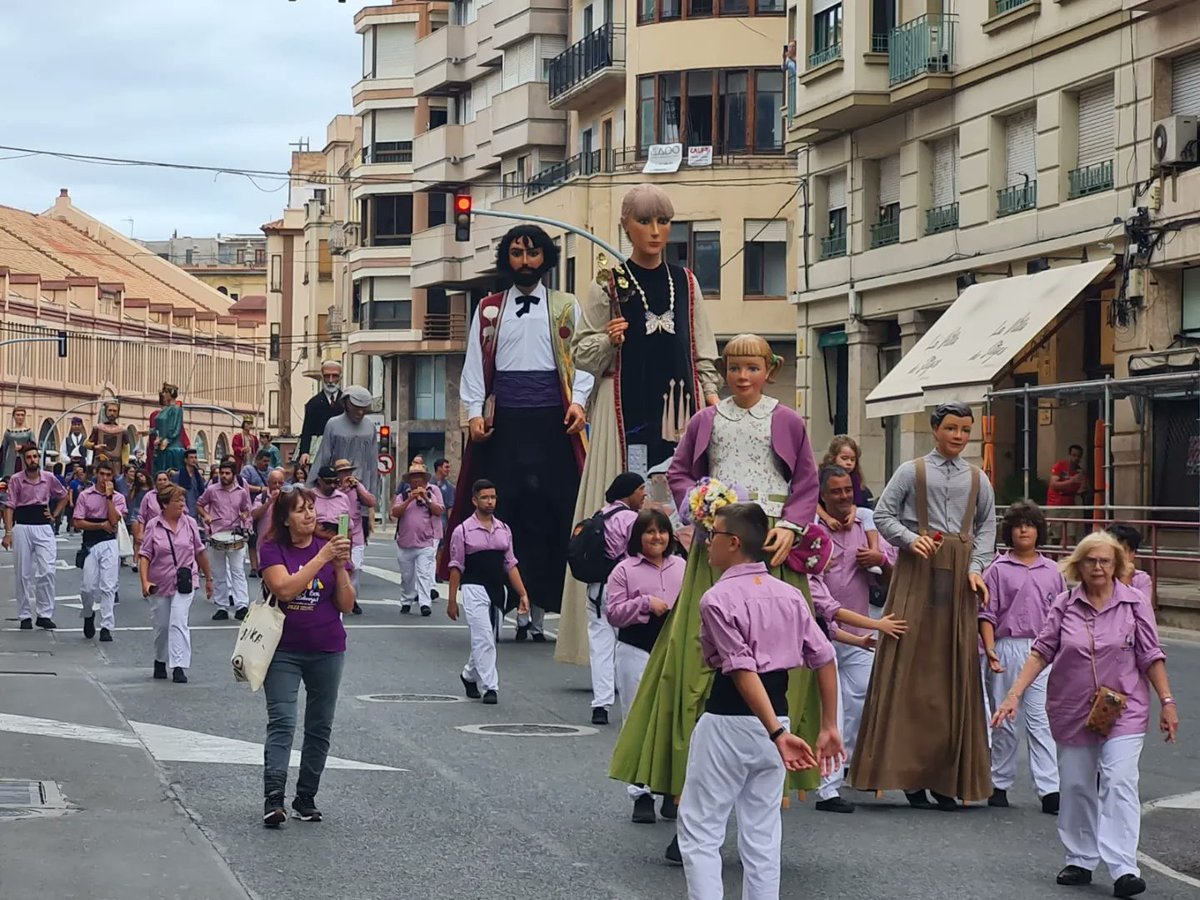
left=208, top=530, right=246, bottom=552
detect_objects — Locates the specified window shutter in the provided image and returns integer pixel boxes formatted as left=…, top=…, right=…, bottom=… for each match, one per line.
left=1004, top=109, right=1036, bottom=188
left=931, top=134, right=958, bottom=207
left=1076, top=82, right=1114, bottom=168
left=363, top=27, right=375, bottom=77
left=375, top=108, right=414, bottom=142
left=362, top=113, right=374, bottom=150
left=539, top=35, right=566, bottom=62
left=692, top=219, right=721, bottom=232
left=375, top=23, right=415, bottom=79
left=1172, top=50, right=1200, bottom=115
left=565, top=234, right=576, bottom=256
left=518, top=40, right=537, bottom=84
left=744, top=219, right=787, bottom=242
left=813, top=0, right=841, bottom=12
left=827, top=170, right=846, bottom=209
left=373, top=275, right=411, bottom=300
left=878, top=154, right=900, bottom=207
left=502, top=48, right=518, bottom=90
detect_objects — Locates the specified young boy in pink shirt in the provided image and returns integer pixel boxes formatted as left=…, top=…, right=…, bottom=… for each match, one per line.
left=677, top=503, right=842, bottom=900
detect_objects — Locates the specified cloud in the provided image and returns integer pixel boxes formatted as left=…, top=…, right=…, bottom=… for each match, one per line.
left=0, top=0, right=361, bottom=237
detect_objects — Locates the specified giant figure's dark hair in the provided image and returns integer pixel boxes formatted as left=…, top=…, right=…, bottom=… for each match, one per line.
left=494, top=225, right=560, bottom=276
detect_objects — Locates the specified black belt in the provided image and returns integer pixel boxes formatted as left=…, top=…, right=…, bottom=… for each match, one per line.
left=462, top=548, right=509, bottom=610
left=705, top=669, right=789, bottom=717
left=14, top=504, right=50, bottom=526
left=81, top=517, right=116, bottom=547
left=617, top=616, right=667, bottom=654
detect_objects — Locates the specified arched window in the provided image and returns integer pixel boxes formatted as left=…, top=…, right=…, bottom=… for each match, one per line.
left=215, top=433, right=229, bottom=462
left=194, top=430, right=209, bottom=465
left=38, top=418, right=58, bottom=455
left=217, top=286, right=229, bottom=296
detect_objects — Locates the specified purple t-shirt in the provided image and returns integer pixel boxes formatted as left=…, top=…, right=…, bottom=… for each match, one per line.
left=258, top=538, right=347, bottom=654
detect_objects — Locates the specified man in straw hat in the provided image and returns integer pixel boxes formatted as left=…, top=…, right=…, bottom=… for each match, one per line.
left=392, top=460, right=444, bottom=616
left=298, top=360, right=346, bottom=466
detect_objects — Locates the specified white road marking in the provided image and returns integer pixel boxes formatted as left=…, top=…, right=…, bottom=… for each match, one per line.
left=1138, top=789, right=1200, bottom=889
left=1137, top=852, right=1200, bottom=890
left=0, top=713, right=404, bottom=771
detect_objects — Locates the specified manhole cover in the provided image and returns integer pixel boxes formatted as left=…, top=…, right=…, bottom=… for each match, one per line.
left=0, top=780, right=71, bottom=822
left=357, top=693, right=466, bottom=703
left=456, top=723, right=598, bottom=737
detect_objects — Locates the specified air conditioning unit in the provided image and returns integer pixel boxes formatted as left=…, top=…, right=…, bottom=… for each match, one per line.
left=1152, top=115, right=1198, bottom=166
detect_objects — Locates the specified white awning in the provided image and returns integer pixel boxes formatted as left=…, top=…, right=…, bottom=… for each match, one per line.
left=866, top=259, right=1114, bottom=418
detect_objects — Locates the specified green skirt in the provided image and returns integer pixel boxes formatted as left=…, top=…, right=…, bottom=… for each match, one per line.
left=608, top=532, right=824, bottom=796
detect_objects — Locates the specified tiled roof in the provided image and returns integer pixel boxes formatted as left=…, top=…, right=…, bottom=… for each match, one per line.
left=229, top=294, right=267, bottom=312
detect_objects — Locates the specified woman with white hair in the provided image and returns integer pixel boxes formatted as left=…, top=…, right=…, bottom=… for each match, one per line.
left=994, top=530, right=1178, bottom=899
left=557, top=184, right=721, bottom=669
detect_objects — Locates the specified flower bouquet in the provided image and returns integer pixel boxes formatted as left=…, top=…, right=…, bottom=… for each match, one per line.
left=684, top=477, right=746, bottom=532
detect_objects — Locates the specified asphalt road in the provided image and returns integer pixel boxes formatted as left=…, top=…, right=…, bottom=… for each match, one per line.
left=3, top=531, right=1199, bottom=900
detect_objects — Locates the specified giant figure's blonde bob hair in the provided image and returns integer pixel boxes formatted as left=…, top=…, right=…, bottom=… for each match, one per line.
left=720, top=333, right=782, bottom=383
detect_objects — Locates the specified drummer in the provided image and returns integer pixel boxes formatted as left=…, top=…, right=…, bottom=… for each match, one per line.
left=197, top=460, right=252, bottom=622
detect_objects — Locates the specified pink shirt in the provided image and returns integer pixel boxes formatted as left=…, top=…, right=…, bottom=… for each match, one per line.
left=197, top=483, right=250, bottom=533
left=818, top=515, right=889, bottom=637
left=1130, top=569, right=1152, bottom=603
left=448, top=514, right=517, bottom=572
left=138, top=515, right=204, bottom=596
left=138, top=491, right=162, bottom=527
left=699, top=562, right=836, bottom=675
left=74, top=485, right=127, bottom=520
left=601, top=500, right=639, bottom=561
left=395, top=484, right=444, bottom=549
left=341, top=487, right=369, bottom=546
left=5, top=471, right=67, bottom=509
left=312, top=488, right=357, bottom=540
left=980, top=552, right=1067, bottom=640
left=1032, top=581, right=1167, bottom=746
left=606, top=554, right=686, bottom=628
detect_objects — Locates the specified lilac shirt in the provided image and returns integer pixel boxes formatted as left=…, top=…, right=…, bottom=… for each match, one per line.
left=138, top=515, right=204, bottom=596
left=1032, top=581, right=1167, bottom=745
left=138, top=491, right=162, bottom=527
left=699, top=562, right=836, bottom=675
left=259, top=537, right=348, bottom=654
left=5, top=471, right=67, bottom=510
left=1130, top=569, right=1152, bottom=603
left=197, top=483, right=250, bottom=533
left=601, top=500, right=639, bottom=561
left=342, top=487, right=367, bottom=547
left=313, top=488, right=357, bottom=537
left=819, top=515, right=889, bottom=637
left=74, top=485, right=127, bottom=520
left=980, top=552, right=1067, bottom=640
left=448, top=514, right=517, bottom=572
left=395, top=484, right=444, bottom=549
left=606, top=554, right=686, bottom=627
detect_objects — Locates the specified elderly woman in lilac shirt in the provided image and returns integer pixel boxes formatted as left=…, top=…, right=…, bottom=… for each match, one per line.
left=994, top=532, right=1178, bottom=900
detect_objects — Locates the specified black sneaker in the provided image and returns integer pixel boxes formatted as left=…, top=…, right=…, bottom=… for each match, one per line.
left=172, top=667, right=188, bottom=684
left=482, top=689, right=498, bottom=705
left=351, top=602, right=363, bottom=615
left=515, top=623, right=529, bottom=641
left=263, top=794, right=287, bottom=828
left=460, top=674, right=481, bottom=700
left=591, top=707, right=609, bottom=726
left=930, top=791, right=957, bottom=811
left=234, top=607, right=247, bottom=621
left=19, top=619, right=33, bottom=631
left=660, top=795, right=678, bottom=820
left=989, top=788, right=1009, bottom=808
left=114, top=592, right=120, bottom=605
left=35, top=617, right=57, bottom=630
left=212, top=608, right=229, bottom=621
left=632, top=794, right=656, bottom=824
left=1056, top=865, right=1093, bottom=886
left=400, top=603, right=412, bottom=615
left=292, top=794, right=322, bottom=822
left=531, top=632, right=547, bottom=643
left=99, top=628, right=113, bottom=643
left=154, top=661, right=168, bottom=680
left=420, top=605, right=432, bottom=617
left=905, top=790, right=934, bottom=809
left=664, top=835, right=682, bottom=865
left=1113, top=874, right=1146, bottom=898
left=815, top=796, right=855, bottom=813
left=430, top=588, right=439, bottom=601
left=1041, top=791, right=1060, bottom=815
left=83, top=615, right=95, bottom=639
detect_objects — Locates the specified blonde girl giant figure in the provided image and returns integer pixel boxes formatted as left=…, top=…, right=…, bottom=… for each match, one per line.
left=557, top=184, right=721, bottom=668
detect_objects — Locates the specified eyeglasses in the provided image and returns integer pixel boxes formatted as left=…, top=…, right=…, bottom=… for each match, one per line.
left=709, top=529, right=737, bottom=540
left=1082, top=557, right=1115, bottom=569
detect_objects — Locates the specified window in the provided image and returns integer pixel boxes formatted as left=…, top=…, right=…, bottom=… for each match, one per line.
left=743, top=220, right=787, bottom=296
left=1071, top=81, right=1114, bottom=198
left=1183, top=267, right=1200, bottom=335
left=871, top=0, right=896, bottom=52
left=659, top=73, right=681, bottom=144
left=429, top=107, right=449, bottom=129
left=237, top=248, right=246, bottom=264
left=819, top=328, right=848, bottom=434
left=369, top=276, right=412, bottom=329
left=637, top=68, right=782, bottom=156
left=269, top=254, right=282, bottom=291
left=999, top=108, right=1037, bottom=216
left=268, top=391, right=279, bottom=429
left=753, top=71, right=783, bottom=152
left=811, top=1, right=843, bottom=67
left=318, top=240, right=333, bottom=281
left=269, top=323, right=281, bottom=360
left=370, top=195, right=414, bottom=246
left=871, top=155, right=900, bottom=247
left=185, top=249, right=194, bottom=265
left=639, top=0, right=781, bottom=21
left=414, top=356, right=447, bottom=420
left=1173, top=49, right=1200, bottom=115
left=428, top=192, right=448, bottom=228
left=638, top=76, right=656, bottom=151
left=821, top=170, right=847, bottom=259
left=686, top=71, right=715, bottom=147
left=255, top=248, right=265, bottom=266
left=566, top=257, right=576, bottom=293
left=658, top=222, right=721, bottom=294
left=926, top=133, right=959, bottom=234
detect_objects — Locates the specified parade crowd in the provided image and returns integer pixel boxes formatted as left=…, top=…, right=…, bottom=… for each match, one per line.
left=1, top=185, right=1182, bottom=900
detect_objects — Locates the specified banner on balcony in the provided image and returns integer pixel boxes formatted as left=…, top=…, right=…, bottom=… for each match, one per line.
left=687, top=146, right=713, bottom=167
left=643, top=143, right=683, bottom=174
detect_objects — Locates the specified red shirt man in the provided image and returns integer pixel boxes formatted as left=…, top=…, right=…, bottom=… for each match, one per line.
left=1046, top=444, right=1086, bottom=506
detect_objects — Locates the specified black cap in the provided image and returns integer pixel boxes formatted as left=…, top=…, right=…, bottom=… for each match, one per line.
left=605, top=471, right=645, bottom=503
left=317, top=465, right=339, bottom=480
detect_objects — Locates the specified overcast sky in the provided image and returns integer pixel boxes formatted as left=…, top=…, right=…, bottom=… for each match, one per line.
left=0, top=0, right=361, bottom=239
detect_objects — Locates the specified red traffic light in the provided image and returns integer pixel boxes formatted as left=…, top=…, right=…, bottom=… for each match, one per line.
left=454, top=194, right=472, bottom=214
left=379, top=425, right=391, bottom=438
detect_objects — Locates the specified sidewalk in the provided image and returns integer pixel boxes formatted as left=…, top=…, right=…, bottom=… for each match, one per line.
left=0, top=626, right=251, bottom=900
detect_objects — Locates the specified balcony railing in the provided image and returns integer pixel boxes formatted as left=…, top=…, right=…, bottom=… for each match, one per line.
left=889, top=14, right=956, bottom=86
left=548, top=23, right=622, bottom=102
left=924, top=202, right=959, bottom=235
left=1068, top=160, right=1113, bottom=199
left=422, top=311, right=468, bottom=342
left=869, top=218, right=900, bottom=248
left=525, top=150, right=607, bottom=199
left=820, top=232, right=847, bottom=259
left=871, top=32, right=889, bottom=53
left=997, top=180, right=1037, bottom=217
left=995, top=0, right=1031, bottom=13
left=809, top=43, right=842, bottom=69
left=362, top=142, right=414, bottom=164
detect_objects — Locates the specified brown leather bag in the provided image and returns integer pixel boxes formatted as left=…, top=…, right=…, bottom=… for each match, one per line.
left=1084, top=615, right=1128, bottom=737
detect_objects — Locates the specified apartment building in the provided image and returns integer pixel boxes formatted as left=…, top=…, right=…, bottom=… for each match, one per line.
left=787, top=0, right=1200, bottom=519
left=141, top=233, right=268, bottom=302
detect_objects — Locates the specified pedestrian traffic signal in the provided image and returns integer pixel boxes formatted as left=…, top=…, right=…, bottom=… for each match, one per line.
left=56, top=330, right=67, bottom=358
left=378, top=424, right=392, bottom=456
left=454, top=193, right=472, bottom=242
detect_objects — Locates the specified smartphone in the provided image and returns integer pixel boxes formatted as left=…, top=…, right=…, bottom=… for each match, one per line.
left=337, top=513, right=350, bottom=538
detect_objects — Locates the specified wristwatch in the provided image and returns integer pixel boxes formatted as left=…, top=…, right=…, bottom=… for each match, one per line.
left=768, top=726, right=787, bottom=742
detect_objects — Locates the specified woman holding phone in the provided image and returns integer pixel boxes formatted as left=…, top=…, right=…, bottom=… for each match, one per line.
left=258, top=485, right=356, bottom=828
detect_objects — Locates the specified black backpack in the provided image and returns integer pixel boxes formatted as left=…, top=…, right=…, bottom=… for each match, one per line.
left=567, top=506, right=625, bottom=584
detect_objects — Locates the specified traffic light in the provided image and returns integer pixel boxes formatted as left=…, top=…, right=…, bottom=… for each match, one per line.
left=56, top=330, right=67, bottom=358
left=378, top=424, right=392, bottom=456
left=453, top=193, right=472, bottom=242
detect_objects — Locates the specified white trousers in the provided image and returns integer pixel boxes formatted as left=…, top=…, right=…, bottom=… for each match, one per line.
left=679, top=714, right=788, bottom=900
left=209, top=545, right=248, bottom=610
left=817, top=642, right=873, bottom=800
left=614, top=641, right=652, bottom=798
left=13, top=523, right=56, bottom=621
left=351, top=544, right=364, bottom=594
left=587, top=585, right=617, bottom=709
left=1058, top=734, right=1144, bottom=880
left=152, top=591, right=194, bottom=669
left=397, top=545, right=436, bottom=607
left=81, top=540, right=119, bottom=630
left=985, top=637, right=1059, bottom=795
left=461, top=585, right=501, bottom=692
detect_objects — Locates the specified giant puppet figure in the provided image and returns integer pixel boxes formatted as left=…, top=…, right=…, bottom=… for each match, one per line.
left=297, top=360, right=346, bottom=466
left=440, top=225, right=593, bottom=640
left=85, top=400, right=132, bottom=467
left=1, top=407, right=35, bottom=477
left=556, top=184, right=721, bottom=667
left=148, top=382, right=187, bottom=476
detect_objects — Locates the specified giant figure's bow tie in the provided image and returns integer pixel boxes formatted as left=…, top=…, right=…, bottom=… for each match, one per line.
left=514, top=295, right=541, bottom=318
